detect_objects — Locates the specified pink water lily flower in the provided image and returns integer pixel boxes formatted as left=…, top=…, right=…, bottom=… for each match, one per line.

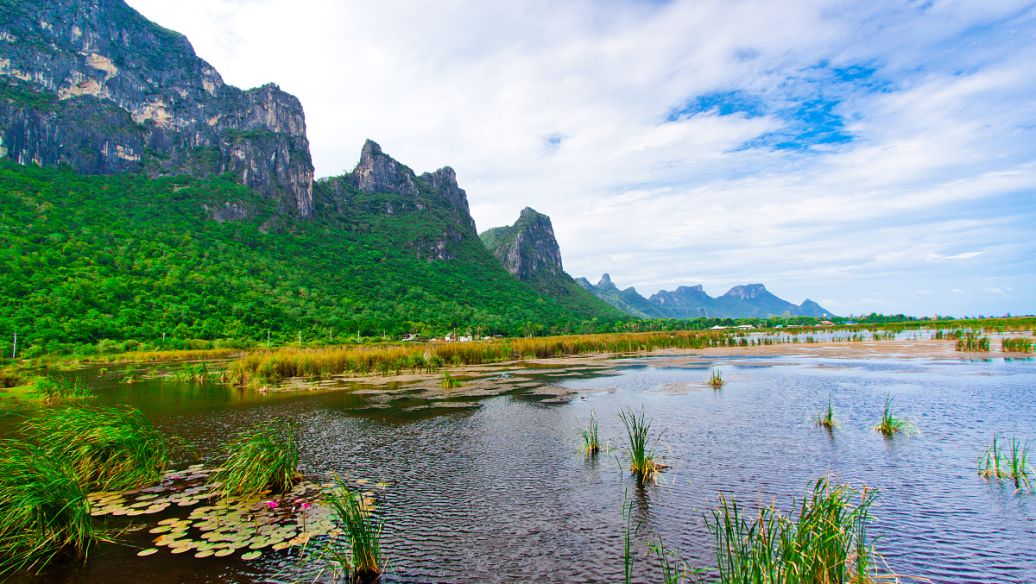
left=300, top=502, right=312, bottom=510
left=264, top=500, right=278, bottom=510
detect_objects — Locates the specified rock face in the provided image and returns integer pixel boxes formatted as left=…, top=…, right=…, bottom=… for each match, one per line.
left=315, top=140, right=478, bottom=260
left=479, top=207, right=563, bottom=281
left=581, top=275, right=834, bottom=319
left=0, top=0, right=314, bottom=216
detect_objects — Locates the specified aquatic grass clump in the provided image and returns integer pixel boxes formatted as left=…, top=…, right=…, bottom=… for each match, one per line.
left=211, top=419, right=300, bottom=498
left=704, top=477, right=885, bottom=583
left=1001, top=338, right=1035, bottom=353
left=324, top=476, right=384, bottom=583
left=955, top=333, right=990, bottom=352
left=814, top=397, right=837, bottom=430
left=872, top=395, right=912, bottom=437
left=707, top=368, right=724, bottom=388
left=579, top=411, right=601, bottom=457
left=618, top=407, right=665, bottom=483
left=30, top=376, right=95, bottom=404
left=979, top=434, right=1032, bottom=493
left=0, top=440, right=95, bottom=575
left=23, top=406, right=168, bottom=490
left=440, top=370, right=462, bottom=388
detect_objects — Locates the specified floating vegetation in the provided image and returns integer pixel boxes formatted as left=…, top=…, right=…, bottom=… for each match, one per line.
left=30, top=376, right=96, bottom=403
left=707, top=368, right=724, bottom=388
left=955, top=333, right=990, bottom=352
left=872, top=395, right=912, bottom=437
left=23, top=405, right=168, bottom=490
left=979, top=434, right=1032, bottom=493
left=0, top=439, right=95, bottom=575
left=814, top=397, right=837, bottom=430
left=169, top=363, right=213, bottom=383
left=618, top=407, right=665, bottom=483
left=210, top=419, right=300, bottom=499
left=1001, top=338, right=1035, bottom=353
left=440, top=370, right=462, bottom=389
left=579, top=411, right=601, bottom=457
left=323, top=476, right=384, bottom=583
left=703, top=477, right=887, bottom=583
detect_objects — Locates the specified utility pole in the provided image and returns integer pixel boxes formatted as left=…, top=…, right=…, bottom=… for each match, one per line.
left=267, top=330, right=271, bottom=348
left=297, top=331, right=302, bottom=346
left=12, top=331, right=16, bottom=360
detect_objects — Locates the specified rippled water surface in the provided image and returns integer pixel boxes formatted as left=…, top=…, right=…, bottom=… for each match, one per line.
left=19, top=354, right=1036, bottom=583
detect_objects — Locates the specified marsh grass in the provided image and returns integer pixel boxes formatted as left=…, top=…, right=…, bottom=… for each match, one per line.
left=704, top=477, right=885, bottom=583
left=1001, top=338, right=1035, bottom=353
left=440, top=370, right=462, bottom=389
left=579, top=411, right=601, bottom=457
left=324, top=476, right=383, bottom=583
left=210, top=419, right=300, bottom=498
left=707, top=368, right=724, bottom=388
left=979, top=434, right=1032, bottom=493
left=30, top=376, right=95, bottom=404
left=23, top=406, right=167, bottom=490
left=619, top=408, right=665, bottom=483
left=622, top=492, right=638, bottom=584
left=0, top=439, right=96, bottom=575
left=815, top=397, right=837, bottom=430
left=873, top=395, right=912, bottom=437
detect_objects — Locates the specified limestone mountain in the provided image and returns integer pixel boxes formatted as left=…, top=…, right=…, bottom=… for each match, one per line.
left=481, top=209, right=623, bottom=319
left=575, top=274, right=665, bottom=318
left=0, top=0, right=314, bottom=216
left=581, top=275, right=834, bottom=319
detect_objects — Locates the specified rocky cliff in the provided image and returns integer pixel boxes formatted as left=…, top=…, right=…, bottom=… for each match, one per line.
left=581, top=275, right=834, bottom=319
left=0, top=0, right=314, bottom=216
left=481, top=209, right=623, bottom=318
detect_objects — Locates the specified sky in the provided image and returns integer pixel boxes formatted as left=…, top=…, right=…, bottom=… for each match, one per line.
left=125, top=0, right=1036, bottom=317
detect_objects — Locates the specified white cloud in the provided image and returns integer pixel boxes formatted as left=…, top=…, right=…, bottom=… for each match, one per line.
left=125, top=0, right=1036, bottom=316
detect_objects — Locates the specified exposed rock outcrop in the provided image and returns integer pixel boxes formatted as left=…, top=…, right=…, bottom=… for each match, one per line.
left=480, top=207, right=564, bottom=281
left=0, top=0, right=314, bottom=216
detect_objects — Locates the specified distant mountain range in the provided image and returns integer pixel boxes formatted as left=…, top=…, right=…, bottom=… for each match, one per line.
left=576, top=274, right=834, bottom=319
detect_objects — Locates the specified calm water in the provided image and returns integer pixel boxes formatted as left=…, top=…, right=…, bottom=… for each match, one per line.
left=15, top=353, right=1036, bottom=583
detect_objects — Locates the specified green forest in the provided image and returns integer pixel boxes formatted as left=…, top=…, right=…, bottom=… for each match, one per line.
left=0, top=161, right=626, bottom=356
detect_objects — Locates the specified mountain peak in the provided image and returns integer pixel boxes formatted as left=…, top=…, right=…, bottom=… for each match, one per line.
left=352, top=139, right=419, bottom=196
left=597, top=273, right=618, bottom=290
left=723, top=283, right=768, bottom=300
left=480, top=208, right=564, bottom=280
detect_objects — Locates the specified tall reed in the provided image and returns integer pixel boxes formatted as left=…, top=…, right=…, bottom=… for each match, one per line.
left=815, top=397, right=837, bottom=430
left=579, top=411, right=601, bottom=457
left=1001, top=338, right=1035, bottom=353
left=22, top=406, right=167, bottom=490
left=872, top=395, right=911, bottom=437
left=979, top=434, right=1032, bottom=492
left=0, top=440, right=95, bottom=575
left=619, top=408, right=664, bottom=483
left=324, top=476, right=383, bottom=583
left=30, top=376, right=96, bottom=404
left=210, top=419, right=300, bottom=498
left=955, top=333, right=990, bottom=352
left=703, top=478, right=884, bottom=583
left=707, top=369, right=724, bottom=388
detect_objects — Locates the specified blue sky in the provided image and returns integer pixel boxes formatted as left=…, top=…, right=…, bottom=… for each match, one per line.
left=127, top=0, right=1036, bottom=316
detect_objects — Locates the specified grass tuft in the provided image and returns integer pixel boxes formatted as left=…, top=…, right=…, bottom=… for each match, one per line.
left=324, top=475, right=384, bottom=583
left=440, top=370, right=462, bottom=388
left=30, top=376, right=96, bottom=404
left=979, top=434, right=1032, bottom=493
left=618, top=407, right=665, bottom=483
left=210, top=419, right=300, bottom=498
left=872, top=395, right=912, bottom=437
left=707, top=368, right=724, bottom=388
left=579, top=411, right=601, bottom=457
left=0, top=439, right=96, bottom=575
left=1001, top=338, right=1035, bottom=353
left=814, top=397, right=837, bottom=430
left=22, top=406, right=167, bottom=490
left=703, top=477, right=887, bottom=583
left=955, top=333, right=990, bottom=352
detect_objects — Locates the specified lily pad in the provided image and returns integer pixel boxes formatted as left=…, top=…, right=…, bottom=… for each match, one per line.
left=241, top=550, right=262, bottom=561
left=137, top=548, right=159, bottom=557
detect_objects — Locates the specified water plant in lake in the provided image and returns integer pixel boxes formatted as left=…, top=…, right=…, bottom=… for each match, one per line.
left=440, top=370, right=462, bottom=389
left=979, top=434, right=1032, bottom=493
left=707, top=368, right=724, bottom=388
left=210, top=419, right=300, bottom=498
left=23, top=405, right=167, bottom=490
left=703, top=477, right=885, bottom=583
left=872, top=395, right=912, bottom=437
left=30, top=376, right=96, bottom=404
left=579, top=410, right=601, bottom=457
left=1001, top=337, right=1035, bottom=353
left=324, top=476, right=384, bottom=583
left=814, top=397, right=837, bottom=430
left=0, top=439, right=96, bottom=575
left=618, top=407, right=665, bottom=483
left=955, top=333, right=990, bottom=352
